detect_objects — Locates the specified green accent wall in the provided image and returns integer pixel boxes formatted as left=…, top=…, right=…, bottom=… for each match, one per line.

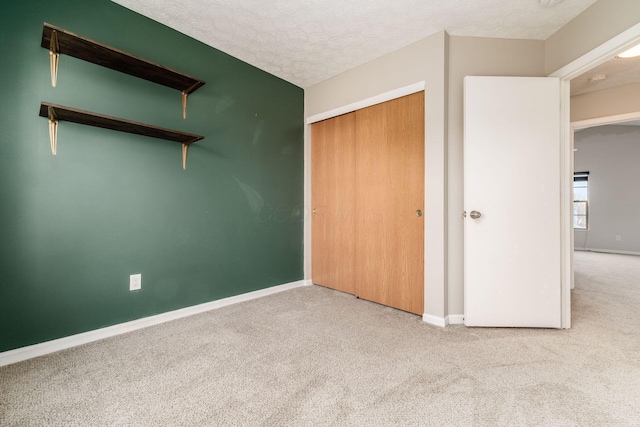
left=0, top=0, right=304, bottom=352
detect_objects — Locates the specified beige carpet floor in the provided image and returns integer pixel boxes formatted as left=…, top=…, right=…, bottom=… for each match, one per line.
left=1, top=251, right=639, bottom=426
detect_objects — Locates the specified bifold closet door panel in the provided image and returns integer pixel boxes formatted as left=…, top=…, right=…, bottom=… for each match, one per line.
left=355, top=92, right=425, bottom=315
left=311, top=113, right=356, bottom=294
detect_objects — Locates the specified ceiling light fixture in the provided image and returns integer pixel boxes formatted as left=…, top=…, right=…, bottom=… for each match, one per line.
left=539, top=0, right=565, bottom=7
left=618, top=44, right=640, bottom=58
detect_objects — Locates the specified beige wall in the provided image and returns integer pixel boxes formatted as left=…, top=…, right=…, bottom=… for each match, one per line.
left=571, top=82, right=640, bottom=122
left=447, top=37, right=546, bottom=315
left=304, top=0, right=640, bottom=322
left=545, top=0, right=640, bottom=74
left=305, top=31, right=450, bottom=319
left=305, top=32, right=446, bottom=117
left=304, top=33, right=545, bottom=320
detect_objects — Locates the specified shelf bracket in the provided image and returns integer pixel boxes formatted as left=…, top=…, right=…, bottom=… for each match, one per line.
left=182, top=143, right=189, bottom=170
left=49, top=30, right=59, bottom=87
left=182, top=82, right=201, bottom=119
left=47, top=106, right=58, bottom=155
left=182, top=91, right=187, bottom=119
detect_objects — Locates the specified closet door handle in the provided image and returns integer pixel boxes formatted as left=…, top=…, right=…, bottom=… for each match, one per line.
left=416, top=209, right=423, bottom=217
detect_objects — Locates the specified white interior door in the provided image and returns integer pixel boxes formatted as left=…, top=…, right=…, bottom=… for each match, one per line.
left=464, top=76, right=561, bottom=328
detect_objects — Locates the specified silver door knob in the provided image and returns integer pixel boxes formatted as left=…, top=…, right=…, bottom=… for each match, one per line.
left=416, top=210, right=423, bottom=217
left=470, top=210, right=482, bottom=219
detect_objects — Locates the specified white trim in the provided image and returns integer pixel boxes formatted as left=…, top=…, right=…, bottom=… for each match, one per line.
left=303, top=113, right=312, bottom=283
left=447, top=314, right=464, bottom=325
left=570, top=110, right=576, bottom=292
left=560, top=80, right=572, bottom=329
left=422, top=313, right=447, bottom=327
left=575, top=248, right=640, bottom=256
left=550, top=22, right=640, bottom=80
left=572, top=111, right=640, bottom=130
left=305, top=81, right=425, bottom=124
left=423, top=314, right=463, bottom=327
left=549, top=21, right=640, bottom=330
left=0, top=280, right=311, bottom=367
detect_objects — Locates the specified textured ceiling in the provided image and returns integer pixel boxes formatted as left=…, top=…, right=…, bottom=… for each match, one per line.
left=571, top=55, right=640, bottom=96
left=112, top=0, right=598, bottom=88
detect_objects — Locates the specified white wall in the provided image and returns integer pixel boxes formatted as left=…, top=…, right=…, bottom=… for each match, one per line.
left=574, top=125, right=640, bottom=253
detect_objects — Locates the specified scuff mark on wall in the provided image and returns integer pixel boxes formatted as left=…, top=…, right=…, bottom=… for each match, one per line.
left=252, top=120, right=265, bottom=145
left=233, top=176, right=265, bottom=214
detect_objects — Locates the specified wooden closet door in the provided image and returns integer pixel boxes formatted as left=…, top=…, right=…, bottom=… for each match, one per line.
left=311, top=113, right=356, bottom=294
left=355, top=92, right=425, bottom=314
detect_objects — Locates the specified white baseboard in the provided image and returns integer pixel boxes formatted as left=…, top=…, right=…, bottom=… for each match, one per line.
left=0, top=279, right=311, bottom=367
left=575, top=248, right=640, bottom=256
left=447, top=314, right=465, bottom=325
left=422, top=313, right=465, bottom=327
left=422, top=313, right=447, bottom=327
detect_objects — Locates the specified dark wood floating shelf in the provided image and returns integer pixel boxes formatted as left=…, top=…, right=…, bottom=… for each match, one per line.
left=39, top=102, right=204, bottom=170
left=41, top=23, right=206, bottom=118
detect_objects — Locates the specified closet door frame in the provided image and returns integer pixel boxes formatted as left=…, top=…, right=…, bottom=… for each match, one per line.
left=307, top=82, right=426, bottom=314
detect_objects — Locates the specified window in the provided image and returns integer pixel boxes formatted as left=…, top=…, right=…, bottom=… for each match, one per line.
left=573, top=172, right=589, bottom=229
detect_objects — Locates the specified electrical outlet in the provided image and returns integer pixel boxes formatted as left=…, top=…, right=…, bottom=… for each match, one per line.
left=130, top=274, right=141, bottom=291
left=616, top=235, right=621, bottom=241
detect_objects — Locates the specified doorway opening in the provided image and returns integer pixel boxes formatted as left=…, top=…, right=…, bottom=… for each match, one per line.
left=569, top=112, right=640, bottom=327
left=551, top=22, right=640, bottom=328
left=572, top=114, right=640, bottom=256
